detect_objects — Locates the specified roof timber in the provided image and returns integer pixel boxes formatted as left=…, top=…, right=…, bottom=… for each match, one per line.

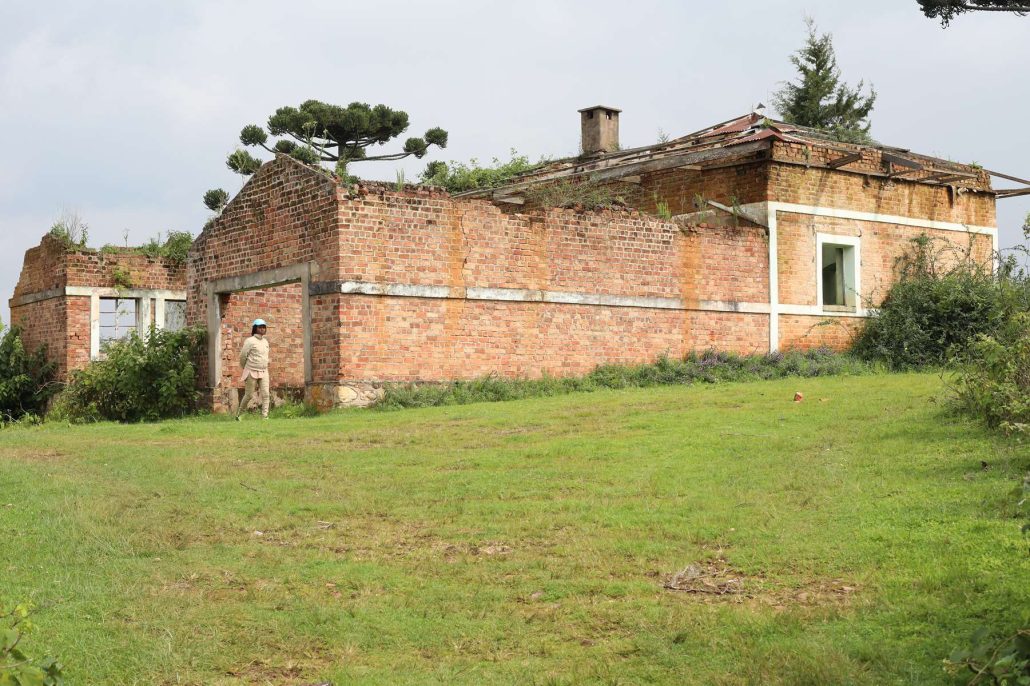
left=462, top=112, right=1026, bottom=202
left=457, top=141, right=769, bottom=200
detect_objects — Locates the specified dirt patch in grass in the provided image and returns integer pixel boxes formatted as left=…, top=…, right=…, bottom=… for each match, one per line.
left=664, top=558, right=744, bottom=595
left=662, top=558, right=859, bottom=608
left=5, top=447, right=68, bottom=463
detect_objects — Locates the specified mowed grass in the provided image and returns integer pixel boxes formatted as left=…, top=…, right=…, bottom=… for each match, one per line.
left=1, top=373, right=1028, bottom=685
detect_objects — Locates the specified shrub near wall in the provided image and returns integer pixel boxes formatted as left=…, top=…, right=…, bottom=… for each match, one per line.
left=56, top=327, right=205, bottom=423
left=0, top=324, right=56, bottom=423
left=852, top=236, right=1017, bottom=369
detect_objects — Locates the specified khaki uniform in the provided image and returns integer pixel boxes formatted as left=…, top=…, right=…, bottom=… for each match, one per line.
left=237, top=335, right=270, bottom=418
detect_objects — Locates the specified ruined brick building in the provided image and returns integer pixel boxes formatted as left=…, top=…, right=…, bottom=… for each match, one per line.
left=12, top=106, right=1024, bottom=410
left=9, top=235, right=186, bottom=380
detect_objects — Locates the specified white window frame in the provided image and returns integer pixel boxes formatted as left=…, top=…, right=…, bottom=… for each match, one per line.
left=815, top=233, right=861, bottom=314
left=98, top=297, right=140, bottom=343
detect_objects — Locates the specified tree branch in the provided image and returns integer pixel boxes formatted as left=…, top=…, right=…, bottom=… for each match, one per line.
left=959, top=2, right=1030, bottom=10
left=361, top=151, right=416, bottom=161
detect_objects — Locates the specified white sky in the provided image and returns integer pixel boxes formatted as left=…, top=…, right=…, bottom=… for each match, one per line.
left=2, top=0, right=1028, bottom=325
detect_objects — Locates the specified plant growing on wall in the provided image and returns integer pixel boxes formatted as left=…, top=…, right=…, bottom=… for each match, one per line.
left=226, top=100, right=447, bottom=180
left=111, top=266, right=133, bottom=290
left=141, top=231, right=194, bottom=265
left=47, top=210, right=89, bottom=251
left=202, top=188, right=229, bottom=215
left=419, top=151, right=543, bottom=193
left=771, top=19, right=877, bottom=143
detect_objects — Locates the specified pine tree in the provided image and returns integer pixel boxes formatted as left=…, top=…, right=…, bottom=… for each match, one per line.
left=771, top=20, right=877, bottom=144
left=225, top=100, right=447, bottom=180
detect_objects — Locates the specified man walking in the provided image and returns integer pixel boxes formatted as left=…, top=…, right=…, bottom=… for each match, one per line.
left=236, top=318, right=270, bottom=420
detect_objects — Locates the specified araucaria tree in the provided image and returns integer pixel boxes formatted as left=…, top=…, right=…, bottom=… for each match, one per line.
left=226, top=100, right=448, bottom=179
left=918, top=0, right=1030, bottom=25
left=772, top=20, right=877, bottom=143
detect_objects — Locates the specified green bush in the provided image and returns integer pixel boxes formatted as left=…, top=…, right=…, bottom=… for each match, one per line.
left=57, top=327, right=205, bottom=423
left=0, top=325, right=56, bottom=424
left=951, top=312, right=1030, bottom=432
left=853, top=235, right=1029, bottom=369
left=139, top=231, right=194, bottom=265
left=419, top=151, right=543, bottom=193
left=375, top=348, right=871, bottom=410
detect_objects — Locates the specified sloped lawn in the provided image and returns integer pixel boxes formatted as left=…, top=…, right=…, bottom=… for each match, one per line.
left=1, top=373, right=1027, bottom=685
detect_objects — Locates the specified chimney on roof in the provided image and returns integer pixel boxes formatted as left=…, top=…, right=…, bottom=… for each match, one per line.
left=579, top=105, right=620, bottom=155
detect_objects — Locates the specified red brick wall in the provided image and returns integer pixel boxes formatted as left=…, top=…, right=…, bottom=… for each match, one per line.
left=187, top=155, right=341, bottom=385
left=9, top=298, right=72, bottom=378
left=614, top=158, right=769, bottom=217
left=769, top=141, right=995, bottom=227
left=218, top=283, right=305, bottom=389
left=778, top=315, right=864, bottom=351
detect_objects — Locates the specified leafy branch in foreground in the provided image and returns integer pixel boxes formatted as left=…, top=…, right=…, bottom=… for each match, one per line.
left=945, top=626, right=1030, bottom=685
left=0, top=600, right=64, bottom=686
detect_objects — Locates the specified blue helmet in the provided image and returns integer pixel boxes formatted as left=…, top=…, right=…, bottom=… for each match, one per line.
left=252, top=318, right=267, bottom=327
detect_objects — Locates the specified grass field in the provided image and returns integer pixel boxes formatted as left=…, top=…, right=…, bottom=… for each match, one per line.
left=1, top=373, right=1028, bottom=685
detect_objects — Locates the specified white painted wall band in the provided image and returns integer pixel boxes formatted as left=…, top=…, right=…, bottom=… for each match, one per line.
left=328, top=280, right=787, bottom=315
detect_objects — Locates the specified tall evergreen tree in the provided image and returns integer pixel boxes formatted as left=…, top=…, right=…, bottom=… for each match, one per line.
left=918, top=0, right=1030, bottom=25
left=771, top=20, right=877, bottom=144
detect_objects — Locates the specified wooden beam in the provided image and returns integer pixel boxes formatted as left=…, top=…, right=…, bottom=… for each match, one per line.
left=703, top=200, right=769, bottom=228
left=456, top=141, right=769, bottom=199
left=882, top=152, right=922, bottom=171
left=996, top=188, right=1030, bottom=199
left=986, top=169, right=1030, bottom=187
left=826, top=152, right=862, bottom=169
left=927, top=174, right=969, bottom=184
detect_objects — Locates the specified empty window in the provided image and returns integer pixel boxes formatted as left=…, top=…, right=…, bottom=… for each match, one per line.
left=164, top=300, right=186, bottom=331
left=99, top=298, right=138, bottom=342
left=819, top=239, right=858, bottom=311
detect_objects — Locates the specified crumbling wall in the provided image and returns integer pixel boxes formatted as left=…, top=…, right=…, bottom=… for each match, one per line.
left=186, top=155, right=342, bottom=398
left=9, top=235, right=186, bottom=380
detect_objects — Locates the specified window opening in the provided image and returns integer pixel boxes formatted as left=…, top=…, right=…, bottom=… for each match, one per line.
left=164, top=300, right=187, bottom=331
left=99, top=298, right=138, bottom=342
left=820, top=242, right=857, bottom=311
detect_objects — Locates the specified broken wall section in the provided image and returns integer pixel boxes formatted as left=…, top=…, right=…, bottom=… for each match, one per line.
left=9, top=235, right=187, bottom=379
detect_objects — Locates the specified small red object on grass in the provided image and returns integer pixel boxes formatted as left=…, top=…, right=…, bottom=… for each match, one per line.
left=793, top=392, right=804, bottom=402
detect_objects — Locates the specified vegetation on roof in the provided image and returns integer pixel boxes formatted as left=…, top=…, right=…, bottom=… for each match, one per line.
left=418, top=151, right=546, bottom=193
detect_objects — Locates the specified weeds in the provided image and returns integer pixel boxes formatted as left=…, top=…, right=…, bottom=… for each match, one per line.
left=375, top=348, right=872, bottom=410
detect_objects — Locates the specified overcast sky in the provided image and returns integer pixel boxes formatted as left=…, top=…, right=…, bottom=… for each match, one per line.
left=2, top=0, right=1028, bottom=325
